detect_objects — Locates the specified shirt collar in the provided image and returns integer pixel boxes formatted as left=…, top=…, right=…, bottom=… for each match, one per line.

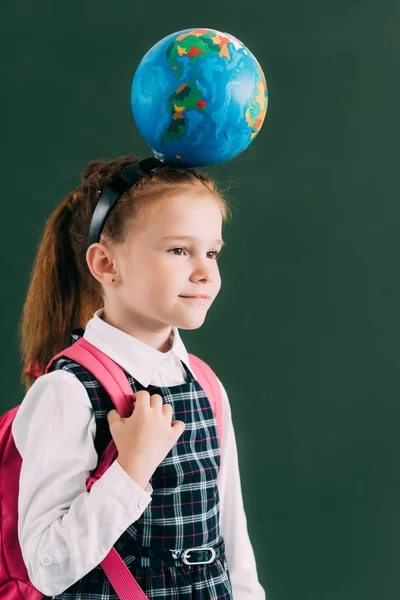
left=83, top=308, right=192, bottom=387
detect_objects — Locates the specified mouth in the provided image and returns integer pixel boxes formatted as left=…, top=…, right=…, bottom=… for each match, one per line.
left=179, top=295, right=211, bottom=302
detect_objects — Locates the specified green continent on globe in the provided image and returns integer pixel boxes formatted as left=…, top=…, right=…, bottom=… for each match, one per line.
left=166, top=29, right=233, bottom=80
left=161, top=81, right=207, bottom=146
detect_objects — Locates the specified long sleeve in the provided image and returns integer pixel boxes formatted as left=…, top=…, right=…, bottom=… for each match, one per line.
left=216, top=377, right=266, bottom=600
left=12, top=369, right=153, bottom=597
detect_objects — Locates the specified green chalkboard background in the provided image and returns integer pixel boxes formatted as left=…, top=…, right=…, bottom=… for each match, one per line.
left=2, top=1, right=400, bottom=598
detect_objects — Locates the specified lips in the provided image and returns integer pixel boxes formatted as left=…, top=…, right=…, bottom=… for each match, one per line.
left=180, top=295, right=211, bottom=299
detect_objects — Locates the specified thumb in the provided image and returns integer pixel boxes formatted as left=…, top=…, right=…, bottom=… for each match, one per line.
left=171, top=419, right=186, bottom=439
left=107, top=409, right=120, bottom=424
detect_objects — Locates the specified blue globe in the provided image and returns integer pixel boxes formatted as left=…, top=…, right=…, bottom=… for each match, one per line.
left=131, top=28, right=268, bottom=167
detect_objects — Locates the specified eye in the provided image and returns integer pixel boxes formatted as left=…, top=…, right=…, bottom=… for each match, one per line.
left=168, top=247, right=186, bottom=256
left=210, top=247, right=224, bottom=260
left=168, top=247, right=223, bottom=260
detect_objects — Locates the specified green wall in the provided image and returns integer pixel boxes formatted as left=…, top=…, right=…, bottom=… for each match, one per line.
left=2, top=1, right=400, bottom=598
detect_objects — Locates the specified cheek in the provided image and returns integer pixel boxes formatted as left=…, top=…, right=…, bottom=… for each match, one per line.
left=135, top=254, right=180, bottom=288
left=151, top=254, right=178, bottom=277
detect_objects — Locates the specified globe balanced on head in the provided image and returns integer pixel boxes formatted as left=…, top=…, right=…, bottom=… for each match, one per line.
left=131, top=28, right=268, bottom=167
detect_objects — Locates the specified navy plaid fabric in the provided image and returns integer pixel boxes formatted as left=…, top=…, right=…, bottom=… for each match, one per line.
left=44, top=330, right=233, bottom=599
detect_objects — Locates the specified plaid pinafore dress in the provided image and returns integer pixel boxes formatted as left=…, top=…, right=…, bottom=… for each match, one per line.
left=44, top=331, right=233, bottom=600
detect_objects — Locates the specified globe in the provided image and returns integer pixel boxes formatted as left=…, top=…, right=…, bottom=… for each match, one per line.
left=131, top=28, right=268, bottom=167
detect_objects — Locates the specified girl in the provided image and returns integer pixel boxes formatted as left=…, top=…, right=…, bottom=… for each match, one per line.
left=13, top=155, right=265, bottom=599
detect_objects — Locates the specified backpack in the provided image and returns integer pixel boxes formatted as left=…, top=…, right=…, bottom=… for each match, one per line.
left=0, top=337, right=223, bottom=600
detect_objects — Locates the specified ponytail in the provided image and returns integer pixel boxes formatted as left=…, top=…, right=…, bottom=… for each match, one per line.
left=19, top=191, right=101, bottom=389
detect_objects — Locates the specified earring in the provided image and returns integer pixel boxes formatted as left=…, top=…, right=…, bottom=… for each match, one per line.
left=112, top=278, right=115, bottom=283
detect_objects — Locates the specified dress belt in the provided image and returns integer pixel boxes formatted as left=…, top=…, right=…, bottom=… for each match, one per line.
left=128, top=538, right=225, bottom=566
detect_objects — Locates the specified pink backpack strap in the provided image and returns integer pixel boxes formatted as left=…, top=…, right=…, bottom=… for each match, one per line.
left=187, top=353, right=223, bottom=447
left=46, top=338, right=134, bottom=489
left=46, top=338, right=133, bottom=418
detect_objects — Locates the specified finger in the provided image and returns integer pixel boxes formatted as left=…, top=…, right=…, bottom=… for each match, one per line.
left=162, top=403, right=173, bottom=417
left=150, top=394, right=164, bottom=409
left=134, top=390, right=151, bottom=406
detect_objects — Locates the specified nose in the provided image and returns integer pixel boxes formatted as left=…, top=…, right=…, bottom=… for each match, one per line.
left=190, top=270, right=213, bottom=284
left=190, top=258, right=215, bottom=283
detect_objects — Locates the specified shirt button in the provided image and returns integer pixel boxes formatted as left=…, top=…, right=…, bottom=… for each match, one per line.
left=41, top=555, right=52, bottom=566
left=137, top=498, right=146, bottom=509
left=162, top=356, right=171, bottom=364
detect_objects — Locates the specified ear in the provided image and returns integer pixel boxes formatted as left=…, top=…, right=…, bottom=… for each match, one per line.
left=86, top=242, right=119, bottom=286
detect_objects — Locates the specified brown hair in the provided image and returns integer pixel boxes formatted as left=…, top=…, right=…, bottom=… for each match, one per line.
left=19, top=154, right=232, bottom=390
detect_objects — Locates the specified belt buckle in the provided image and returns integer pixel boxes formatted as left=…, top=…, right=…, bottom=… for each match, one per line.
left=181, top=547, right=216, bottom=565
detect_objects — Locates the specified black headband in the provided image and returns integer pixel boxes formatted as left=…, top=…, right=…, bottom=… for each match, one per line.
left=87, top=156, right=166, bottom=249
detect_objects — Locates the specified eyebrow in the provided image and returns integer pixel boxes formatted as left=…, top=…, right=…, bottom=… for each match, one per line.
left=160, top=235, right=225, bottom=247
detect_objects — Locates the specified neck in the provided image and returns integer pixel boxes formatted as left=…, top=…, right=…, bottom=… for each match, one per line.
left=101, top=308, right=173, bottom=353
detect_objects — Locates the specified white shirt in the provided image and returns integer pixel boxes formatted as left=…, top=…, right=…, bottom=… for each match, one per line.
left=12, top=309, right=266, bottom=598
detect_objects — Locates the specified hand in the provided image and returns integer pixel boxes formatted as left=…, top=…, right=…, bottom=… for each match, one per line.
left=107, top=390, right=186, bottom=488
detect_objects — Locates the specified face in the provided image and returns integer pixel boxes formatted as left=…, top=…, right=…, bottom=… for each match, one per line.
left=103, top=188, right=224, bottom=334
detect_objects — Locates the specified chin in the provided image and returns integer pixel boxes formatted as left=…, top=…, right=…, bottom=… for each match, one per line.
left=173, top=313, right=208, bottom=330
